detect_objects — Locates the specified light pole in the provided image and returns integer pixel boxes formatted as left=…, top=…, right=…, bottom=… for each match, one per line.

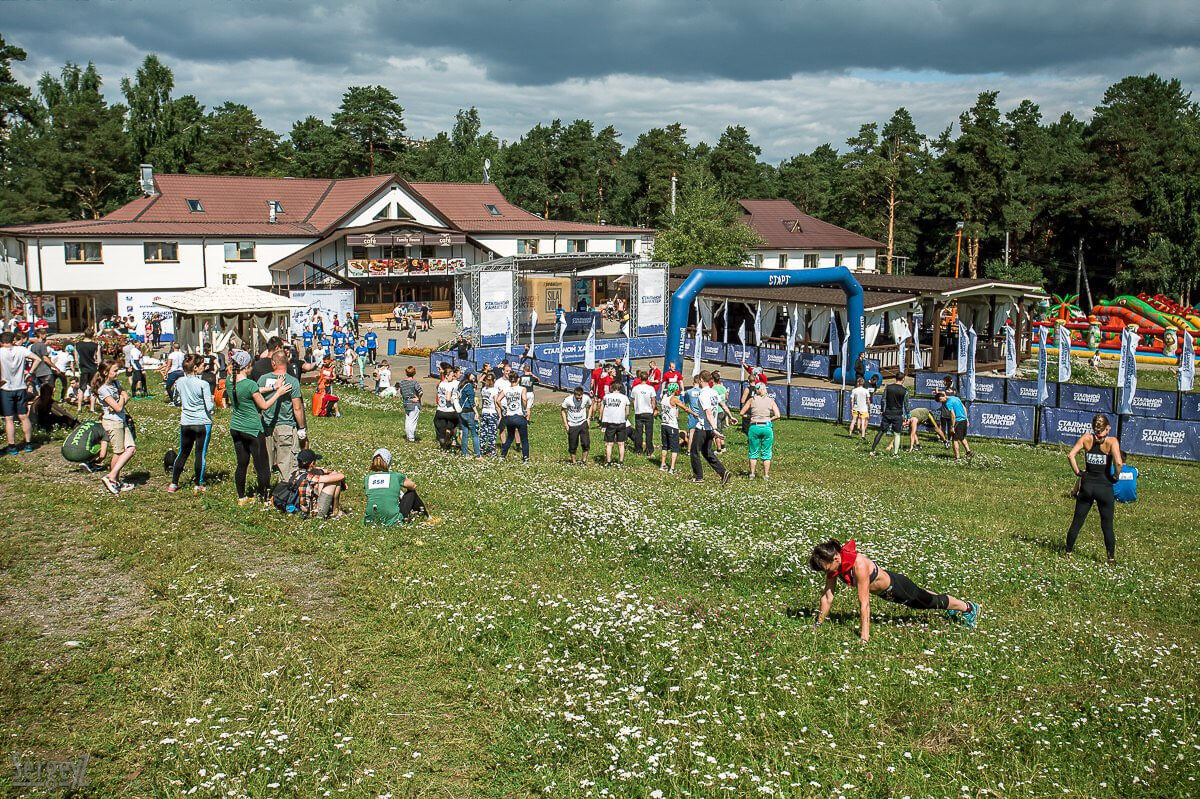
left=954, top=221, right=965, bottom=279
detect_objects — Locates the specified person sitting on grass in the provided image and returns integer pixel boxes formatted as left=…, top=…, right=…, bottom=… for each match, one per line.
left=290, top=449, right=346, bottom=519
left=362, top=447, right=439, bottom=525
left=60, top=418, right=108, bottom=472
left=809, top=538, right=979, bottom=643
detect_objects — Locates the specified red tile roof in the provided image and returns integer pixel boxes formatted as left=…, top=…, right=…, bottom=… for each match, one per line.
left=0, top=219, right=319, bottom=237
left=739, top=199, right=883, bottom=250
left=407, top=182, right=651, bottom=235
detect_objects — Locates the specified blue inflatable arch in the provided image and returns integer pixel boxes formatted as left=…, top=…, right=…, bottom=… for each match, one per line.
left=664, top=266, right=865, bottom=381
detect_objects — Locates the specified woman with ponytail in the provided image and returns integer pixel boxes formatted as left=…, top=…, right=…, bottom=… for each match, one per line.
left=809, top=538, right=979, bottom=643
left=227, top=349, right=291, bottom=507
left=94, top=360, right=136, bottom=495
left=1065, top=413, right=1123, bottom=563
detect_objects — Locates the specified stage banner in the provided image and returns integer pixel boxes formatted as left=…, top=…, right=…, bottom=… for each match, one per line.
left=635, top=267, right=666, bottom=336
left=794, top=353, right=831, bottom=378
left=1181, top=392, right=1200, bottom=421
left=479, top=271, right=514, bottom=345
left=1040, top=407, right=1098, bottom=447
left=562, top=312, right=597, bottom=335
left=701, top=340, right=725, bottom=363
left=118, top=291, right=177, bottom=341
left=968, top=402, right=1036, bottom=442
left=972, top=376, right=1005, bottom=403
left=1121, top=416, right=1200, bottom=461
left=1057, top=384, right=1115, bottom=413
left=842, top=389, right=883, bottom=426
left=536, top=336, right=665, bottom=364
left=561, top=364, right=587, bottom=389
left=915, top=371, right=956, bottom=397
left=1007, top=378, right=1051, bottom=406
left=1124, top=388, right=1178, bottom=419
left=763, top=382, right=789, bottom=416
left=758, top=347, right=789, bottom=372
left=533, top=360, right=559, bottom=388
left=727, top=343, right=757, bottom=367
left=789, top=386, right=840, bottom=421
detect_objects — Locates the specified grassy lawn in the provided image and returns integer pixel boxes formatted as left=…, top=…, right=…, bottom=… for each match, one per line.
left=2, top=372, right=1198, bottom=798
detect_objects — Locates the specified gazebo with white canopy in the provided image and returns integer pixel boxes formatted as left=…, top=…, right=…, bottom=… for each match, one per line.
left=151, top=286, right=305, bottom=354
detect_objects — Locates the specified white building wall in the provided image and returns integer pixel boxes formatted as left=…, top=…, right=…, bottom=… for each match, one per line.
left=1, top=236, right=29, bottom=292
left=341, top=184, right=447, bottom=229
left=746, top=249, right=877, bottom=272
left=471, top=234, right=653, bottom=258
left=202, top=238, right=311, bottom=287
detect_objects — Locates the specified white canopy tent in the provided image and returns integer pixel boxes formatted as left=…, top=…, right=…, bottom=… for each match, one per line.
left=152, top=286, right=305, bottom=354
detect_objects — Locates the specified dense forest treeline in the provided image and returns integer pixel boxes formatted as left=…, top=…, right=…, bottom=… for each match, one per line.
left=1, top=35, right=1198, bottom=302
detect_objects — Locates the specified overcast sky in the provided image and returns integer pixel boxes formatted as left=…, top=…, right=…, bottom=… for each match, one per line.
left=6, top=0, right=1199, bottom=161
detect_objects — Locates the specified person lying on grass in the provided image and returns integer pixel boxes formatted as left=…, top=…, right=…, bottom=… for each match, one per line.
left=809, top=538, right=979, bottom=643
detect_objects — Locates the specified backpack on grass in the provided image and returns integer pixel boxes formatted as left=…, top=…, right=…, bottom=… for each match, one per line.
left=272, top=472, right=305, bottom=513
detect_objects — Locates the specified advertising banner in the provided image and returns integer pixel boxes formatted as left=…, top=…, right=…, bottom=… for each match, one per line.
left=1007, top=379, right=1050, bottom=406
left=533, top=360, right=559, bottom=388
left=1124, top=388, right=1178, bottom=419
left=635, top=268, right=666, bottom=336
left=915, top=371, right=956, bottom=396
left=789, top=386, right=841, bottom=420
left=762, top=382, right=789, bottom=415
left=521, top=278, right=571, bottom=318
left=561, top=365, right=587, bottom=389
left=727, top=344, right=757, bottom=367
left=118, top=291, right=176, bottom=341
left=701, top=340, right=725, bottom=364
left=794, top=353, right=831, bottom=378
left=758, top=347, right=790, bottom=372
left=479, top=271, right=513, bottom=345
left=1121, top=416, right=1200, bottom=461
left=534, top=335, right=665, bottom=364
left=1181, top=392, right=1200, bottom=421
left=842, top=389, right=883, bottom=426
left=288, top=289, right=354, bottom=338
left=1058, top=384, right=1115, bottom=413
left=1040, top=407, right=1098, bottom=447
left=967, top=402, right=1036, bottom=442
left=562, top=312, right=597, bottom=335
left=972, top=376, right=1005, bottom=403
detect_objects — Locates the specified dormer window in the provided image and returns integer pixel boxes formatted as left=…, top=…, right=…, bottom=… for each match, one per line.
left=783, top=219, right=802, bottom=233
left=269, top=200, right=284, bottom=214
left=187, top=198, right=204, bottom=213
left=485, top=203, right=501, bottom=216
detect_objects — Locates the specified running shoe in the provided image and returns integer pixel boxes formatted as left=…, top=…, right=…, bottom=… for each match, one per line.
left=424, top=515, right=443, bottom=525
left=21, top=443, right=34, bottom=453
left=237, top=496, right=257, bottom=507
left=960, top=602, right=980, bottom=630
left=689, top=478, right=704, bottom=483
left=6, top=445, right=17, bottom=456
left=101, top=476, right=121, bottom=495
left=119, top=482, right=136, bottom=492
left=166, top=484, right=179, bottom=493
left=720, top=471, right=732, bottom=486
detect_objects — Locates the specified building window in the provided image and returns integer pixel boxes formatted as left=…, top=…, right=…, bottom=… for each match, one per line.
left=616, top=238, right=635, bottom=254
left=187, top=198, right=204, bottom=213
left=517, top=239, right=539, bottom=254
left=269, top=200, right=284, bottom=215
left=65, top=242, right=102, bottom=263
left=485, top=203, right=501, bottom=216
left=144, top=241, right=179, bottom=262
left=224, top=241, right=256, bottom=261
left=351, top=246, right=368, bottom=260
left=778, top=253, right=788, bottom=268
left=373, top=203, right=393, bottom=221
left=222, top=273, right=237, bottom=285
left=835, top=253, right=844, bottom=267
left=803, top=253, right=819, bottom=268
left=753, top=253, right=764, bottom=267
left=420, top=245, right=436, bottom=258
left=856, top=253, right=866, bottom=269
left=567, top=239, right=587, bottom=253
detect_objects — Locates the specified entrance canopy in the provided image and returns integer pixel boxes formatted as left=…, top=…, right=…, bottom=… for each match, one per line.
left=152, top=285, right=304, bottom=354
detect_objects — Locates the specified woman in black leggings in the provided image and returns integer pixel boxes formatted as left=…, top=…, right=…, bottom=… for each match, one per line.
left=809, top=538, right=979, bottom=643
left=1065, top=414, right=1123, bottom=564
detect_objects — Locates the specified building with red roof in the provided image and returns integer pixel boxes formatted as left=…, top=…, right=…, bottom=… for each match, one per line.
left=737, top=199, right=884, bottom=272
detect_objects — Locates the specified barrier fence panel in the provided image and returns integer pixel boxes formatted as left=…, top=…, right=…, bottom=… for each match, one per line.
left=789, top=386, right=841, bottom=421
left=967, top=402, right=1036, bottom=441
left=842, top=389, right=884, bottom=426
left=726, top=344, right=757, bottom=367
left=795, top=353, right=832, bottom=379
left=1182, top=392, right=1200, bottom=421
left=1124, top=388, right=1179, bottom=419
left=762, top=382, right=790, bottom=416
left=973, top=376, right=1006, bottom=403
left=1040, top=407, right=1097, bottom=446
left=1121, top=416, right=1200, bottom=460
left=1007, top=379, right=1051, bottom=406
left=915, top=371, right=957, bottom=396
left=1058, top=384, right=1116, bottom=413
left=758, top=347, right=789, bottom=372
left=561, top=365, right=587, bottom=389
left=533, top=360, right=560, bottom=389
left=701, top=340, right=725, bottom=364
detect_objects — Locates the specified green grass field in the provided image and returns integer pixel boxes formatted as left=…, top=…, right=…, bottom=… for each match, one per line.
left=2, top=373, right=1198, bottom=798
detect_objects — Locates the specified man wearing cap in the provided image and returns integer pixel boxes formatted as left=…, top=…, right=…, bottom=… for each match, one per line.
left=289, top=449, right=346, bottom=518
left=363, top=447, right=435, bottom=525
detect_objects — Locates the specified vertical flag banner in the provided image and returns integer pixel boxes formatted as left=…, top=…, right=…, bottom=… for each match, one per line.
left=530, top=310, right=538, bottom=352
left=828, top=312, right=840, bottom=357
left=557, top=307, right=565, bottom=363
left=785, top=314, right=797, bottom=385
left=1118, top=326, right=1138, bottom=415
left=1056, top=323, right=1072, bottom=382
left=722, top=302, right=730, bottom=345
left=912, top=313, right=925, bottom=370
left=1180, top=330, right=1195, bottom=392
left=504, top=313, right=513, bottom=353
left=1117, top=326, right=1129, bottom=388
left=840, top=332, right=850, bottom=390
left=1004, top=323, right=1017, bottom=377
left=738, top=321, right=747, bottom=351
left=754, top=300, right=763, bottom=345
left=1037, top=325, right=1049, bottom=405
left=956, top=319, right=969, bottom=374
left=963, top=326, right=978, bottom=401
left=893, top=316, right=912, bottom=374
left=692, top=299, right=703, bottom=377
left=583, top=316, right=596, bottom=370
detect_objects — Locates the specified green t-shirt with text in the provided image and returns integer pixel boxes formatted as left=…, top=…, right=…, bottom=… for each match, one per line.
left=363, top=471, right=407, bottom=526
left=257, top=372, right=301, bottom=429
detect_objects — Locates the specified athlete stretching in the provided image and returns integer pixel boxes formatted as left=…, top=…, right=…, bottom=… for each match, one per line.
left=809, top=538, right=979, bottom=642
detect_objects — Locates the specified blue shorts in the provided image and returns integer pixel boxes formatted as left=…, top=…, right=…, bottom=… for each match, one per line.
left=0, top=388, right=27, bottom=418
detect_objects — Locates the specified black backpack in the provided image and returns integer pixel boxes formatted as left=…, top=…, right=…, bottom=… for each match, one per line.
left=271, top=472, right=304, bottom=513
left=163, top=449, right=177, bottom=473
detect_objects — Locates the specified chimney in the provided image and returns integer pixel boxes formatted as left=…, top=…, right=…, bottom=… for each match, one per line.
left=268, top=200, right=277, bottom=224
left=138, top=164, right=157, bottom=196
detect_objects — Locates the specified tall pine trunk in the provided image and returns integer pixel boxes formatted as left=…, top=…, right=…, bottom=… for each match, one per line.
left=885, top=178, right=896, bottom=275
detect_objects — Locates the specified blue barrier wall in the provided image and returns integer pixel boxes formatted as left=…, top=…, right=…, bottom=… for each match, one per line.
left=973, top=376, right=1005, bottom=403
left=533, top=336, right=665, bottom=363
left=758, top=347, right=790, bottom=372
left=842, top=389, right=884, bottom=425
left=561, top=365, right=587, bottom=389
left=789, top=386, right=841, bottom=420
left=1040, top=407, right=1097, bottom=446
left=1182, top=392, right=1200, bottom=421
left=726, top=344, right=757, bottom=366
left=1122, top=416, right=1200, bottom=461
left=795, top=353, right=832, bottom=379
left=968, top=402, right=1036, bottom=441
left=532, top=360, right=560, bottom=388
left=1058, top=384, right=1115, bottom=413
left=1124, top=388, right=1178, bottom=419
left=761, top=382, right=790, bottom=416
left=1007, top=379, right=1051, bottom=406
left=701, top=340, right=726, bottom=364
left=915, top=371, right=956, bottom=396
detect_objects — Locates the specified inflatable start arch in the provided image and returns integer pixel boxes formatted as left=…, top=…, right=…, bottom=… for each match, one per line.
left=664, top=266, right=866, bottom=382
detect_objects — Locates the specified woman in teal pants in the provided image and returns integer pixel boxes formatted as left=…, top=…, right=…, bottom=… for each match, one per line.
left=740, top=382, right=780, bottom=479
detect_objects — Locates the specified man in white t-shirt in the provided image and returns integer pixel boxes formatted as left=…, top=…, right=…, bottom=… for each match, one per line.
left=163, top=342, right=186, bottom=403
left=560, top=386, right=593, bottom=465
left=123, top=338, right=148, bottom=397
left=849, top=376, right=873, bottom=440
left=434, top=364, right=460, bottom=450
left=690, top=370, right=730, bottom=484
left=600, top=382, right=631, bottom=466
left=498, top=380, right=531, bottom=461
left=629, top=372, right=657, bottom=456
left=0, top=331, right=47, bottom=455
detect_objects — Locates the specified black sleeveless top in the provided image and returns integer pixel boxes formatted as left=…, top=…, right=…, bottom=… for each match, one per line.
left=1083, top=434, right=1112, bottom=483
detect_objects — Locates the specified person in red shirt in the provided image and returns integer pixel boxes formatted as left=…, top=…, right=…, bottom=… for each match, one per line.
left=590, top=363, right=605, bottom=395
left=15, top=318, right=32, bottom=335
left=744, top=363, right=768, bottom=385
left=662, top=360, right=683, bottom=391
left=646, top=363, right=662, bottom=393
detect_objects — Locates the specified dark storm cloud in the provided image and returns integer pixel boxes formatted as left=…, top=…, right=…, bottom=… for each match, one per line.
left=6, top=0, right=1198, bottom=85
